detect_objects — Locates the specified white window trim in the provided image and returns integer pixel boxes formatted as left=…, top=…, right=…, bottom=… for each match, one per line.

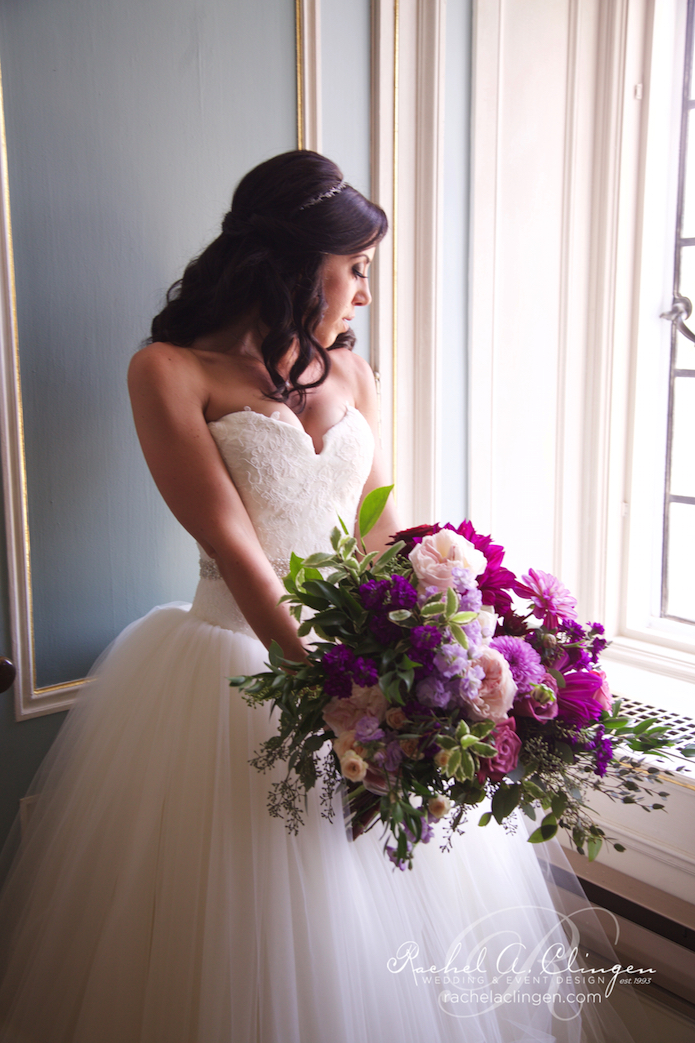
left=470, top=0, right=695, bottom=695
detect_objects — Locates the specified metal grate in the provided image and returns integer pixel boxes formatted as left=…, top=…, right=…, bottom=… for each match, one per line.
left=619, top=696, right=695, bottom=766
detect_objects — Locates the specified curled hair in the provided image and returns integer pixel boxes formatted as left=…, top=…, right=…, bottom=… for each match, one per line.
left=150, top=151, right=388, bottom=405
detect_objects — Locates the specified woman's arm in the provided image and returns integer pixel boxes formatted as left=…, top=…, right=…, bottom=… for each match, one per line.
left=347, top=352, right=400, bottom=554
left=128, top=344, right=308, bottom=661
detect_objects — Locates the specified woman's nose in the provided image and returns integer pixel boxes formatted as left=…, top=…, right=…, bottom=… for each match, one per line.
left=355, top=280, right=372, bottom=307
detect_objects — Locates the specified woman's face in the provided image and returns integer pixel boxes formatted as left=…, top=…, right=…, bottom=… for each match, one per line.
left=314, top=248, right=375, bottom=348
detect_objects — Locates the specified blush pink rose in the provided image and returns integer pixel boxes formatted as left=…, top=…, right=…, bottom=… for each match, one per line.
left=477, top=718, right=522, bottom=783
left=468, top=647, right=517, bottom=722
left=322, top=684, right=388, bottom=735
left=409, top=530, right=487, bottom=594
left=591, top=670, right=613, bottom=714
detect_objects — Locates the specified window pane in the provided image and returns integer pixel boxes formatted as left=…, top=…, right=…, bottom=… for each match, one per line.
left=675, top=327, right=695, bottom=369
left=680, top=109, right=695, bottom=238
left=677, top=246, right=695, bottom=363
left=670, top=376, right=695, bottom=495
left=666, top=501, right=695, bottom=621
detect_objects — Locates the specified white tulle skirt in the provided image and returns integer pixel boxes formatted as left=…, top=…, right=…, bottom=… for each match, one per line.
left=0, top=603, right=644, bottom=1043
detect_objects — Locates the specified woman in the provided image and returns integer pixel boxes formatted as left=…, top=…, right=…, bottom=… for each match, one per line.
left=0, top=152, right=641, bottom=1043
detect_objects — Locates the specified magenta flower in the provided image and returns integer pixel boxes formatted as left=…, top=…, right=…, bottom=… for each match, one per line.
left=452, top=522, right=517, bottom=615
left=555, top=671, right=603, bottom=726
left=514, top=568, right=578, bottom=629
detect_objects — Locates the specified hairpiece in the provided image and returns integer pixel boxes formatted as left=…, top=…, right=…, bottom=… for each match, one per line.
left=298, top=180, right=347, bottom=211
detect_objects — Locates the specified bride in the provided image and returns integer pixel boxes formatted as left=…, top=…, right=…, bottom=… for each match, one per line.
left=0, top=151, right=641, bottom=1042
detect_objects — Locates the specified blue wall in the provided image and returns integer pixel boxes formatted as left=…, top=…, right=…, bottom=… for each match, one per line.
left=0, top=0, right=296, bottom=850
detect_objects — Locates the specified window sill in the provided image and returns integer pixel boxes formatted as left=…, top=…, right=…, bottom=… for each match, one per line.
left=602, top=636, right=695, bottom=718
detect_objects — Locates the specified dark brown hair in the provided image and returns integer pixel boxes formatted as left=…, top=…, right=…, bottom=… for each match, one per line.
left=150, top=151, right=387, bottom=404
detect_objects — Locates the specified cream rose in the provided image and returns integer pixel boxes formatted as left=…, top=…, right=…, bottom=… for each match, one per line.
left=477, top=606, right=497, bottom=645
left=409, top=530, right=487, bottom=594
left=385, top=706, right=408, bottom=730
left=468, top=647, right=517, bottom=722
left=332, top=730, right=356, bottom=758
left=340, top=751, right=368, bottom=783
left=428, top=795, right=452, bottom=819
left=434, top=748, right=451, bottom=770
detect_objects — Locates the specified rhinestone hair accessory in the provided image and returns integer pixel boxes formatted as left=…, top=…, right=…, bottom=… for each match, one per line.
left=298, top=179, right=347, bottom=211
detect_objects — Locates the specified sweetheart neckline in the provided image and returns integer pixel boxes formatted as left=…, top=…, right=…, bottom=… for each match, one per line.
left=207, top=405, right=365, bottom=457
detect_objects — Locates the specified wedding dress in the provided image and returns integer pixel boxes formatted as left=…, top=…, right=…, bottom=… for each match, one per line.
left=0, top=406, right=643, bottom=1043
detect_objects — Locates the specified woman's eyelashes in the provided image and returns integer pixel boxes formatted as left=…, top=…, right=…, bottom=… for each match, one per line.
left=353, top=266, right=368, bottom=279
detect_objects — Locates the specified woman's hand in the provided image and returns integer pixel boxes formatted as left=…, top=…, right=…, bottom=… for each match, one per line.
left=128, top=343, right=308, bottom=662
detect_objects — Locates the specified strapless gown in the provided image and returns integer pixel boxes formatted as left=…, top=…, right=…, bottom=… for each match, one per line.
left=0, top=408, right=643, bottom=1043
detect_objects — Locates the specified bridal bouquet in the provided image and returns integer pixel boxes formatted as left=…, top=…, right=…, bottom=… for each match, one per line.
left=231, top=488, right=683, bottom=869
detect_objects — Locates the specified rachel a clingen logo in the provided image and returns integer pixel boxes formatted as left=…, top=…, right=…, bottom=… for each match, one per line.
left=386, top=905, right=655, bottom=1021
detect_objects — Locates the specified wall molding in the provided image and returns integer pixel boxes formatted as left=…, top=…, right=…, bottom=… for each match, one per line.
left=0, top=65, right=86, bottom=719
left=296, top=0, right=322, bottom=152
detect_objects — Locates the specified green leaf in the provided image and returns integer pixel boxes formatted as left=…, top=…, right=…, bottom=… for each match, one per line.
left=551, top=793, right=568, bottom=818
left=449, top=612, right=478, bottom=625
left=337, top=515, right=350, bottom=535
left=447, top=749, right=462, bottom=777
left=528, top=813, right=558, bottom=844
left=421, top=601, right=445, bottom=616
left=373, top=541, right=405, bottom=568
left=302, top=552, right=335, bottom=568
left=587, top=836, right=603, bottom=862
left=478, top=811, right=493, bottom=827
left=358, top=485, right=394, bottom=539
left=458, top=749, right=476, bottom=780
left=289, top=552, right=304, bottom=579
left=445, top=586, right=458, bottom=617
left=388, top=609, right=412, bottom=622
left=547, top=667, right=566, bottom=689
left=449, top=622, right=469, bottom=648
left=267, top=640, right=285, bottom=669
left=455, top=720, right=470, bottom=741
left=491, top=784, right=522, bottom=823
left=614, top=843, right=626, bottom=853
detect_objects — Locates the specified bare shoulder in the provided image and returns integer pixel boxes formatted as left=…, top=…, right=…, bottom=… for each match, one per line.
left=128, top=342, right=208, bottom=411
left=329, top=348, right=376, bottom=406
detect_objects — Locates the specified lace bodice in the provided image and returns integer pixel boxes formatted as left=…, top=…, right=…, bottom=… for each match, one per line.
left=190, top=406, right=374, bottom=634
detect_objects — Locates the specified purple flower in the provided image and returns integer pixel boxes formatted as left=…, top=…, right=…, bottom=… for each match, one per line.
left=405, top=819, right=434, bottom=845
left=387, top=844, right=411, bottom=870
left=458, top=587, right=483, bottom=613
left=354, top=714, right=385, bottom=742
left=323, top=645, right=355, bottom=699
left=433, top=641, right=469, bottom=679
left=384, top=740, right=404, bottom=772
left=462, top=619, right=483, bottom=658
left=353, top=656, right=379, bottom=687
left=590, top=636, right=608, bottom=663
left=584, top=724, right=614, bottom=776
left=416, top=675, right=450, bottom=709
left=389, top=575, right=418, bottom=610
left=514, top=569, right=578, bottom=629
left=589, top=621, right=605, bottom=636
left=369, top=615, right=402, bottom=645
left=411, top=625, right=442, bottom=651
left=446, top=666, right=484, bottom=708
left=359, top=578, right=390, bottom=609
left=560, top=619, right=585, bottom=642
left=490, top=636, right=545, bottom=692
left=450, top=564, right=477, bottom=593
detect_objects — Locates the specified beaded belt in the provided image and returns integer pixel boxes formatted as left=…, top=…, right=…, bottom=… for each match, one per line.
left=198, top=556, right=291, bottom=581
